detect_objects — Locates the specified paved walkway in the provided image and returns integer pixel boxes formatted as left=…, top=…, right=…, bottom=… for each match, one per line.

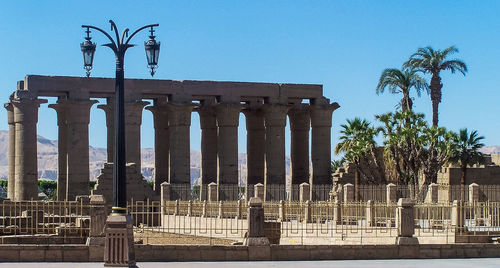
left=1, top=259, right=500, bottom=268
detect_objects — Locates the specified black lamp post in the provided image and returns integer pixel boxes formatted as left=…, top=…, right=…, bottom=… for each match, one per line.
left=80, top=20, right=160, bottom=215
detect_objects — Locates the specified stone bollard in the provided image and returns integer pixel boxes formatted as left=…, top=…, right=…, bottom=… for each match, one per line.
left=299, top=183, right=311, bottom=202
left=386, top=183, right=397, bottom=204
left=343, top=183, right=354, bottom=203
left=303, top=200, right=312, bottom=223
left=202, top=200, right=207, bottom=218
left=236, top=199, right=242, bottom=219
left=278, top=200, right=285, bottom=222
left=426, top=183, right=439, bottom=203
left=174, top=200, right=179, bottom=216
left=254, top=183, right=265, bottom=200
left=469, top=183, right=479, bottom=202
left=366, top=200, right=374, bottom=227
left=396, top=198, right=418, bottom=245
left=208, top=182, right=218, bottom=202
left=244, top=197, right=270, bottom=246
left=87, top=195, right=107, bottom=261
left=160, top=182, right=171, bottom=202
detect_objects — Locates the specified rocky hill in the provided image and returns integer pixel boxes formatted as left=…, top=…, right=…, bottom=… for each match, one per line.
left=0, top=130, right=290, bottom=185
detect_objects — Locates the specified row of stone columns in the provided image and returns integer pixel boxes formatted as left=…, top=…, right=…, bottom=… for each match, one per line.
left=5, top=92, right=338, bottom=201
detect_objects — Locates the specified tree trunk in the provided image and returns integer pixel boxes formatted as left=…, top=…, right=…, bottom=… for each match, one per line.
left=460, top=164, right=467, bottom=201
left=354, top=169, right=359, bottom=201
left=430, top=75, right=443, bottom=127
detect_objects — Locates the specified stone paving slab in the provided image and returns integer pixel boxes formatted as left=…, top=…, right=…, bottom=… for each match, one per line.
left=1, top=259, right=500, bottom=268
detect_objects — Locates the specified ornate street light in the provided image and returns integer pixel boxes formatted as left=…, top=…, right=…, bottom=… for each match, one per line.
left=80, top=20, right=159, bottom=267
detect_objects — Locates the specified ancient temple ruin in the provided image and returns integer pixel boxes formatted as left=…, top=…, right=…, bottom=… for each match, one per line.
left=4, top=75, right=339, bottom=202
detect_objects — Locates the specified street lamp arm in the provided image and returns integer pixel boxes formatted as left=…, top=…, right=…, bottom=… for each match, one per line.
left=108, top=20, right=121, bottom=47
left=125, top=23, right=160, bottom=45
left=121, top=29, right=130, bottom=44
left=81, top=24, right=118, bottom=51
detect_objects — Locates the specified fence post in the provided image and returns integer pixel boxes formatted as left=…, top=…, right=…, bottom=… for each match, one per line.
left=160, top=182, right=171, bottom=202
left=254, top=183, right=265, bottom=200
left=344, top=183, right=354, bottom=203
left=237, top=199, right=242, bottom=219
left=303, top=200, right=312, bottom=223
left=174, top=200, right=179, bottom=216
left=208, top=182, right=218, bottom=202
left=87, top=195, right=107, bottom=261
left=366, top=200, right=374, bottom=227
left=202, top=200, right=207, bottom=218
left=469, top=183, right=479, bottom=202
left=299, top=183, right=310, bottom=202
left=426, top=183, right=439, bottom=203
left=396, top=198, right=417, bottom=245
left=386, top=183, right=396, bottom=204
left=244, top=197, right=270, bottom=246
left=279, top=200, right=285, bottom=222
left=187, top=200, right=192, bottom=216
left=333, top=201, right=341, bottom=226
left=218, top=201, right=223, bottom=218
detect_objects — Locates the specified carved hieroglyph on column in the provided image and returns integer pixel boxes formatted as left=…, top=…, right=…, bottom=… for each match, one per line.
left=65, top=99, right=97, bottom=200
left=48, top=99, right=69, bottom=201
left=310, top=98, right=340, bottom=185
left=146, top=101, right=169, bottom=193
left=166, top=103, right=194, bottom=185
left=288, top=104, right=310, bottom=186
left=12, top=93, right=47, bottom=201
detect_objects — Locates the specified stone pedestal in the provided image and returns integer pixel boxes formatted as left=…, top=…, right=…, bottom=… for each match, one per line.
left=427, top=183, right=439, bottom=203
left=254, top=183, right=265, bottom=200
left=343, top=183, right=354, bottom=203
left=244, top=197, right=269, bottom=246
left=160, top=182, right=171, bottom=202
left=366, top=200, right=374, bottom=226
left=208, top=182, right=218, bottom=202
left=396, top=198, right=418, bottom=245
left=104, top=215, right=136, bottom=267
left=299, top=182, right=310, bottom=202
left=469, top=183, right=479, bottom=202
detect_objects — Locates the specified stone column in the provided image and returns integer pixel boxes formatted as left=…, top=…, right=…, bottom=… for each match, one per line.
left=288, top=105, right=310, bottom=185
left=146, top=103, right=169, bottom=193
left=166, top=103, right=194, bottom=185
left=125, top=101, right=149, bottom=173
left=12, top=95, right=47, bottom=201
left=310, top=99, right=340, bottom=185
left=4, top=102, right=15, bottom=200
left=215, top=103, right=240, bottom=200
left=242, top=108, right=265, bottom=186
left=244, top=197, right=269, bottom=246
left=262, top=104, right=289, bottom=189
left=197, top=104, right=218, bottom=199
left=97, top=99, right=114, bottom=162
left=65, top=99, right=97, bottom=200
left=48, top=100, right=69, bottom=201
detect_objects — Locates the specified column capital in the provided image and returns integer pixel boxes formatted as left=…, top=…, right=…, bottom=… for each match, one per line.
left=48, top=100, right=71, bottom=126
left=214, top=103, right=241, bottom=127
left=288, top=104, right=310, bottom=131
left=310, top=102, right=340, bottom=127
left=64, top=99, right=98, bottom=124
left=166, top=102, right=194, bottom=126
left=242, top=108, right=265, bottom=131
left=197, top=105, right=217, bottom=129
left=145, top=104, right=169, bottom=129
left=12, top=97, right=47, bottom=124
left=4, top=103, right=14, bottom=125
left=125, top=101, right=150, bottom=125
left=262, top=104, right=290, bottom=127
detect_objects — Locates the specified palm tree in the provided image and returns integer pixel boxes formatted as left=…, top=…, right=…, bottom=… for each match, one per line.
left=405, top=46, right=467, bottom=126
left=334, top=118, right=377, bottom=200
left=376, top=67, right=428, bottom=111
left=449, top=129, right=485, bottom=201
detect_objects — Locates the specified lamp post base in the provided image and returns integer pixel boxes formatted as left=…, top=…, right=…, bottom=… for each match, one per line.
left=104, top=214, right=136, bottom=267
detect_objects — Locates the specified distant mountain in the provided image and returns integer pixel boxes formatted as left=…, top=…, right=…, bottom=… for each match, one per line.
left=0, top=130, right=291, bottom=185
left=481, top=146, right=500, bottom=155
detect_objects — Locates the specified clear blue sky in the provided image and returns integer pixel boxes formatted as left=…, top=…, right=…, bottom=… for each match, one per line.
left=1, top=1, right=499, bottom=158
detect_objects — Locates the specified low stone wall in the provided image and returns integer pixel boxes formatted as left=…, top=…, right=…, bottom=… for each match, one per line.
left=0, top=243, right=499, bottom=262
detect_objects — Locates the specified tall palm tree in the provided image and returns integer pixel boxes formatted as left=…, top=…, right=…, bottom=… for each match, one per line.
left=449, top=128, right=485, bottom=201
left=405, top=46, right=467, bottom=126
left=376, top=67, right=428, bottom=111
